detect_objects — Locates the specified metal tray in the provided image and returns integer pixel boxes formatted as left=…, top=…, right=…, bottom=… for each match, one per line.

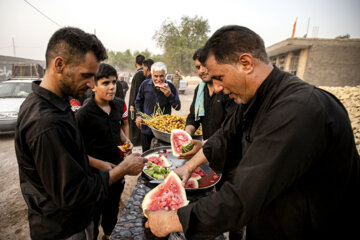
left=142, top=146, right=221, bottom=191
left=150, top=127, right=202, bottom=143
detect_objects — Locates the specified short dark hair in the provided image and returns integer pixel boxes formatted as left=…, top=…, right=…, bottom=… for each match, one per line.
left=135, top=55, right=145, bottom=65
left=201, top=25, right=269, bottom=65
left=94, top=63, right=117, bottom=84
left=143, top=59, right=154, bottom=70
left=192, top=47, right=204, bottom=61
left=45, top=27, right=107, bottom=68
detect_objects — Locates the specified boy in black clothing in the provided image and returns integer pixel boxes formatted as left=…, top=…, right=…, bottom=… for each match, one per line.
left=76, top=63, right=133, bottom=240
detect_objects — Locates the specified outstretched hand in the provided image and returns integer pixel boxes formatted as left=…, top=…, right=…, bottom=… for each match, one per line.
left=123, top=153, right=147, bottom=175
left=178, top=139, right=204, bottom=159
left=144, top=209, right=183, bottom=237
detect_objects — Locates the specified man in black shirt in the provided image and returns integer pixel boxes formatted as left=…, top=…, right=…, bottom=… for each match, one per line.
left=128, top=54, right=146, bottom=146
left=145, top=25, right=360, bottom=240
left=185, top=47, right=236, bottom=140
left=142, top=58, right=154, bottom=79
left=15, top=27, right=146, bottom=240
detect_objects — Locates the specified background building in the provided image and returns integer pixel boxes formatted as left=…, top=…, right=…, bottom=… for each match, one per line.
left=0, top=55, right=45, bottom=81
left=266, top=38, right=360, bottom=86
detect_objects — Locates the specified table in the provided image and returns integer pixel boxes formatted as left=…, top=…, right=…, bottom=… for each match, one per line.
left=110, top=174, right=226, bottom=240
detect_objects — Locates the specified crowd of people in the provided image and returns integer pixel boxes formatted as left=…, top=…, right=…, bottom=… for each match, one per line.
left=14, top=25, right=359, bottom=240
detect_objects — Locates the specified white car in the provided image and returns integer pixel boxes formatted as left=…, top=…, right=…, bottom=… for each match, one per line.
left=166, top=74, right=188, bottom=94
left=0, top=79, right=37, bottom=134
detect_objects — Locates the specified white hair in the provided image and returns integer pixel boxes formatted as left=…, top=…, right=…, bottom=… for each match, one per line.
left=151, top=62, right=167, bottom=75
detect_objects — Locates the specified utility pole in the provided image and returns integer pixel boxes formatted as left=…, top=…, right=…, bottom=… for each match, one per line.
left=12, top=37, right=16, bottom=57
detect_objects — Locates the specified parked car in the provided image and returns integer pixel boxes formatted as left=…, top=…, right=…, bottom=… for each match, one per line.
left=0, top=79, right=37, bottom=134
left=166, top=74, right=188, bottom=94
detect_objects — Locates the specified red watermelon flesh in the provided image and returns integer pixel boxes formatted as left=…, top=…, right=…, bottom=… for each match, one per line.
left=154, top=82, right=166, bottom=88
left=146, top=153, right=171, bottom=168
left=190, top=172, right=202, bottom=180
left=171, top=129, right=192, bottom=157
left=142, top=171, right=189, bottom=217
left=193, top=167, right=205, bottom=177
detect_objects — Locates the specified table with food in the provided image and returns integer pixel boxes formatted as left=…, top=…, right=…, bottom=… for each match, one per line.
left=110, top=112, right=226, bottom=240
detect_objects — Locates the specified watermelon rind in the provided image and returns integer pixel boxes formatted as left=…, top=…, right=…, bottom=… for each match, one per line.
left=170, top=129, right=192, bottom=157
left=185, top=177, right=199, bottom=189
left=146, top=153, right=171, bottom=168
left=142, top=171, right=189, bottom=218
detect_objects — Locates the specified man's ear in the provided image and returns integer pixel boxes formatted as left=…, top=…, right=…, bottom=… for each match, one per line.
left=237, top=54, right=254, bottom=74
left=54, top=57, right=65, bottom=73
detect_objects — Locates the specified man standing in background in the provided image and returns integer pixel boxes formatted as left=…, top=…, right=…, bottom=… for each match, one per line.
left=128, top=54, right=146, bottom=146
left=142, top=58, right=154, bottom=79
left=171, top=70, right=181, bottom=91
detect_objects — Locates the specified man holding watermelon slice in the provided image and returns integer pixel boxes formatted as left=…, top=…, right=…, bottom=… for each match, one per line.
left=145, top=25, right=359, bottom=240
left=135, top=62, right=181, bottom=152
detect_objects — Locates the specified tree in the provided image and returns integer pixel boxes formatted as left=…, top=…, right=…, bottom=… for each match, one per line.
left=336, top=34, right=350, bottom=39
left=153, top=16, right=210, bottom=75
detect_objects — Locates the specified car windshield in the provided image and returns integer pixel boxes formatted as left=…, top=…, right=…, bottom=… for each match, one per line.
left=0, top=82, right=32, bottom=98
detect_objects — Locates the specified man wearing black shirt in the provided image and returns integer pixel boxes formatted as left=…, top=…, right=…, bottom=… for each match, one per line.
left=15, top=27, right=146, bottom=240
left=128, top=55, right=146, bottom=146
left=145, top=25, right=360, bottom=240
left=185, top=47, right=236, bottom=140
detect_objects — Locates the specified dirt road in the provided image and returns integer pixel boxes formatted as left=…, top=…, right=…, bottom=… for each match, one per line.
left=0, top=82, right=198, bottom=240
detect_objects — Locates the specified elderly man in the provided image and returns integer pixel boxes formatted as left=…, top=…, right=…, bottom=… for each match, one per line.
left=135, top=62, right=181, bottom=152
left=145, top=25, right=360, bottom=240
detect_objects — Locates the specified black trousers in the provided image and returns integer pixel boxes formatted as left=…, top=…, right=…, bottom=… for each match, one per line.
left=141, top=133, right=154, bottom=153
left=93, top=179, right=125, bottom=239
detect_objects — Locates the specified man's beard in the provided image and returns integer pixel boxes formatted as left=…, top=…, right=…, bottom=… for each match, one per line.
left=60, top=73, right=80, bottom=98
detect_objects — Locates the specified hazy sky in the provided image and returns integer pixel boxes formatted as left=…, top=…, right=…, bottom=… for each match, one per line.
left=1, top=0, right=359, bottom=60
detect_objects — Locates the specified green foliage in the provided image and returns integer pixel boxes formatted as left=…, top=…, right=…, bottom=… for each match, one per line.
left=336, top=34, right=350, bottom=39
left=153, top=16, right=210, bottom=75
left=105, top=49, right=162, bottom=73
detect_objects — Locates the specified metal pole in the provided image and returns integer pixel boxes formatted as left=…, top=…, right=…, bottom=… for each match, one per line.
left=12, top=37, right=16, bottom=57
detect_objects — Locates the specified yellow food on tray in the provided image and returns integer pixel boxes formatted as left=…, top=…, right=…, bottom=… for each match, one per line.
left=138, top=106, right=202, bottom=135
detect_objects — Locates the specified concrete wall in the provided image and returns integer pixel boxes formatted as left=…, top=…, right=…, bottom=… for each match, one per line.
left=303, top=40, right=360, bottom=86
left=0, top=55, right=45, bottom=81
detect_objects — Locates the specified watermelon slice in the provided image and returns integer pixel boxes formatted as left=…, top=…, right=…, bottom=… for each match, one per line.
left=190, top=172, right=202, bottom=180
left=146, top=153, right=171, bottom=168
left=154, top=82, right=166, bottom=88
left=171, top=129, right=192, bottom=157
left=142, top=171, right=189, bottom=217
left=185, top=177, right=199, bottom=189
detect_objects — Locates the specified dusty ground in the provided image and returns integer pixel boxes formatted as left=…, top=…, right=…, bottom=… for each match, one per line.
left=0, top=79, right=359, bottom=240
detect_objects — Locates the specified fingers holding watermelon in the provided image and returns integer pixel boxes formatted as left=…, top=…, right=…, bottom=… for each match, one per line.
left=144, top=210, right=183, bottom=237
left=178, top=139, right=204, bottom=159
left=173, top=164, right=192, bottom=186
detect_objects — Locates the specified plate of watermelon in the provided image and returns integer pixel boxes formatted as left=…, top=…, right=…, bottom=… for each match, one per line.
left=142, top=146, right=221, bottom=191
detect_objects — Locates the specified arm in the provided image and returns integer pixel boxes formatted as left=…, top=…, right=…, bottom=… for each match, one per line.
left=135, top=83, right=145, bottom=129
left=88, top=155, right=116, bottom=171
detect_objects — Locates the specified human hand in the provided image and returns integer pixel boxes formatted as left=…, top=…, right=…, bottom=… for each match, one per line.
left=178, top=139, right=204, bottom=159
left=124, top=140, right=133, bottom=155
left=160, top=84, right=171, bottom=97
left=144, top=210, right=183, bottom=237
left=136, top=116, right=143, bottom=129
left=174, top=165, right=192, bottom=186
left=123, top=153, right=147, bottom=175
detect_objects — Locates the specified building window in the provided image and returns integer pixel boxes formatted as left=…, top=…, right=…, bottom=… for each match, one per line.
left=289, top=51, right=300, bottom=75
left=270, top=57, right=277, bottom=66
left=278, top=55, right=285, bottom=70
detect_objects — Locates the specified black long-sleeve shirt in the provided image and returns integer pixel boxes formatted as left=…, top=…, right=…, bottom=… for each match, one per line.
left=178, top=67, right=360, bottom=239
left=185, top=83, right=236, bottom=140
left=129, top=68, right=146, bottom=108
left=15, top=82, right=109, bottom=240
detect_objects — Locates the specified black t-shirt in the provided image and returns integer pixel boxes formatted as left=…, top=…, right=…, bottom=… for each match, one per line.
left=15, top=82, right=109, bottom=239
left=76, top=97, right=125, bottom=164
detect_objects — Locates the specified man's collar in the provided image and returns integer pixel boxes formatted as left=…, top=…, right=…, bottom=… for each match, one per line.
left=32, top=82, right=71, bottom=112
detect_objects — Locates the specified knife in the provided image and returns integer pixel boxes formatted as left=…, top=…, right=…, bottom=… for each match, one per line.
left=149, top=179, right=165, bottom=184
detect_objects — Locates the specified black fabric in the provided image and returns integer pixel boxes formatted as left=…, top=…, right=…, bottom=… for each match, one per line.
left=93, top=180, right=125, bottom=239
left=128, top=68, right=146, bottom=146
left=15, top=82, right=109, bottom=240
left=186, top=84, right=237, bottom=140
left=75, top=97, right=125, bottom=164
left=141, top=132, right=155, bottom=153
left=115, top=81, right=124, bottom=100
left=119, top=80, right=129, bottom=98
left=178, top=67, right=360, bottom=240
